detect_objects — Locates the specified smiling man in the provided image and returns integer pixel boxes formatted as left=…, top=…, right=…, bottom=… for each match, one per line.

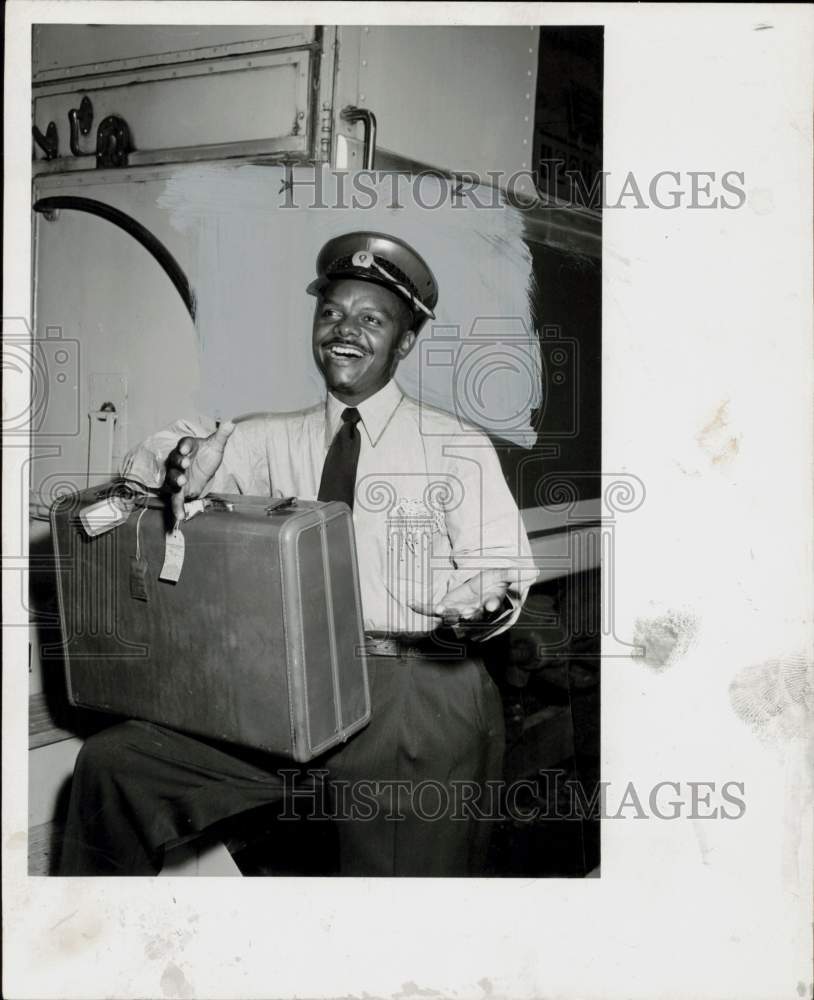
left=313, top=280, right=416, bottom=403
left=59, top=231, right=536, bottom=877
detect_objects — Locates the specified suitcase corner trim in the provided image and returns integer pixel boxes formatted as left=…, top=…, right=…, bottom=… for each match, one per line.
left=279, top=502, right=370, bottom=761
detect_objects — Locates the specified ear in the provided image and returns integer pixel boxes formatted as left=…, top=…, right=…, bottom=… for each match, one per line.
left=396, top=329, right=417, bottom=359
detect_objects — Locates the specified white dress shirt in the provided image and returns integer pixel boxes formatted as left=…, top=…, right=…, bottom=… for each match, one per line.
left=121, top=380, right=536, bottom=636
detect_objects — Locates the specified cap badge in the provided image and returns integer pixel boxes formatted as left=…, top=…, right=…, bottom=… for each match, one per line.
left=351, top=250, right=374, bottom=268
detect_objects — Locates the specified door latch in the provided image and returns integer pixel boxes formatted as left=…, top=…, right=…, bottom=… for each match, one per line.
left=96, top=115, right=132, bottom=168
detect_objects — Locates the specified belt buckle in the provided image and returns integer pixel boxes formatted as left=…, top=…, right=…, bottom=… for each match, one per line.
left=366, top=637, right=401, bottom=657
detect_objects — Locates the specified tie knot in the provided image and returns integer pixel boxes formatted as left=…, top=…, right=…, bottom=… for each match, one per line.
left=341, top=407, right=361, bottom=426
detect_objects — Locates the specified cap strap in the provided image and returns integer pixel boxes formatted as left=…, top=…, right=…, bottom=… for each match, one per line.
left=368, top=259, right=435, bottom=319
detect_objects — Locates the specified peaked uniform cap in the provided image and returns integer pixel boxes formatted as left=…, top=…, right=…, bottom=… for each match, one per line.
left=308, top=231, right=438, bottom=326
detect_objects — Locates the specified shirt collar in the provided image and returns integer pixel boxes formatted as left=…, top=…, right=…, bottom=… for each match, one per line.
left=325, top=380, right=403, bottom=448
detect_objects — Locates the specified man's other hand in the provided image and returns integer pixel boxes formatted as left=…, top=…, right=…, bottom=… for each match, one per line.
left=410, top=569, right=512, bottom=628
left=164, top=421, right=235, bottom=523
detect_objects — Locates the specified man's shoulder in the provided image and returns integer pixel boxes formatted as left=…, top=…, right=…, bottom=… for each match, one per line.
left=231, top=402, right=323, bottom=436
left=399, top=394, right=491, bottom=442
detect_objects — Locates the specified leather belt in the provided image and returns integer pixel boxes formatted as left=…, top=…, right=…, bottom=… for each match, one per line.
left=363, top=630, right=470, bottom=660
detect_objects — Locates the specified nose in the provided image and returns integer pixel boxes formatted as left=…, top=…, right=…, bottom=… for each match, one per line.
left=336, top=316, right=361, bottom=339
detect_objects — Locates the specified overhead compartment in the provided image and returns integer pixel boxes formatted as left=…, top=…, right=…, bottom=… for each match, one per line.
left=32, top=25, right=322, bottom=171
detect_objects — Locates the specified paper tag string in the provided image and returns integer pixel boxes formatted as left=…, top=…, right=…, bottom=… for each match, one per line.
left=134, top=505, right=148, bottom=561
left=129, top=505, right=151, bottom=601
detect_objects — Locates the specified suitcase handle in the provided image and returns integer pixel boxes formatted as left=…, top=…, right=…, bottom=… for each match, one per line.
left=87, top=487, right=298, bottom=517
left=93, top=479, right=158, bottom=502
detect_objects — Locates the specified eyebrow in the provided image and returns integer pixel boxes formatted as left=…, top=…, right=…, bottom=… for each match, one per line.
left=321, top=297, right=395, bottom=319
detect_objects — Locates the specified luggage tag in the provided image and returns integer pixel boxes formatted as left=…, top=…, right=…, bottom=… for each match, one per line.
left=156, top=498, right=214, bottom=584
left=130, top=557, right=150, bottom=600
left=80, top=495, right=133, bottom=537
left=129, top=506, right=150, bottom=601
left=80, top=481, right=152, bottom=538
left=159, top=519, right=186, bottom=584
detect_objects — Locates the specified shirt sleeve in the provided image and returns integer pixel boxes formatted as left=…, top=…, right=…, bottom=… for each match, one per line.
left=118, top=415, right=274, bottom=496
left=441, top=431, right=538, bottom=637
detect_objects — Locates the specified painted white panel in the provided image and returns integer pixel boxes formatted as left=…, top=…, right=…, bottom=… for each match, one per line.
left=155, top=163, right=540, bottom=445
left=33, top=52, right=309, bottom=161
left=33, top=25, right=314, bottom=79
left=31, top=173, right=201, bottom=501
left=348, top=26, right=538, bottom=190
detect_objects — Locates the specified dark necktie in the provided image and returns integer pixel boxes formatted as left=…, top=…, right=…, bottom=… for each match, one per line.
left=317, top=407, right=362, bottom=510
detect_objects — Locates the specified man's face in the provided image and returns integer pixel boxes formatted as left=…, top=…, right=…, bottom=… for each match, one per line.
left=312, top=278, right=417, bottom=404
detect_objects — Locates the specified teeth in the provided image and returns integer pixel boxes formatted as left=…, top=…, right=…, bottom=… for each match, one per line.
left=329, top=344, right=365, bottom=358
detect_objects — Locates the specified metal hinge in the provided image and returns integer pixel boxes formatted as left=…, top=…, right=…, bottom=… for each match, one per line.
left=319, top=101, right=333, bottom=163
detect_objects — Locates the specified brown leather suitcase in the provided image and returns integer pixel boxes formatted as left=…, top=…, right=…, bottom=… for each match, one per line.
left=49, top=483, right=370, bottom=761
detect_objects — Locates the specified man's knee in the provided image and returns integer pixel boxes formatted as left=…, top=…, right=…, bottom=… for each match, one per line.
left=73, top=721, right=149, bottom=785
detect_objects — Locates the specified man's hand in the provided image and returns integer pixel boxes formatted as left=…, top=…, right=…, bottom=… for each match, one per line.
left=164, top=421, right=235, bottom=524
left=409, top=569, right=513, bottom=629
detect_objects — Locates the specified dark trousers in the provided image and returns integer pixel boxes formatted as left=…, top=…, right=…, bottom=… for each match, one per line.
left=59, top=652, right=505, bottom=877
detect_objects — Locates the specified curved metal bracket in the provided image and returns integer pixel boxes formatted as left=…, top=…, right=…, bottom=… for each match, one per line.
left=32, top=121, right=59, bottom=160
left=340, top=106, right=377, bottom=170
left=32, top=196, right=196, bottom=321
left=68, top=96, right=94, bottom=156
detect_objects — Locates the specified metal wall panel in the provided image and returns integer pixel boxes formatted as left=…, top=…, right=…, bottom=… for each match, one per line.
left=336, top=25, right=539, bottom=196
left=32, top=25, right=315, bottom=80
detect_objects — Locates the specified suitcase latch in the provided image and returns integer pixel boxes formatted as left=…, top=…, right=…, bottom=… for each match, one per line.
left=265, top=497, right=297, bottom=515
